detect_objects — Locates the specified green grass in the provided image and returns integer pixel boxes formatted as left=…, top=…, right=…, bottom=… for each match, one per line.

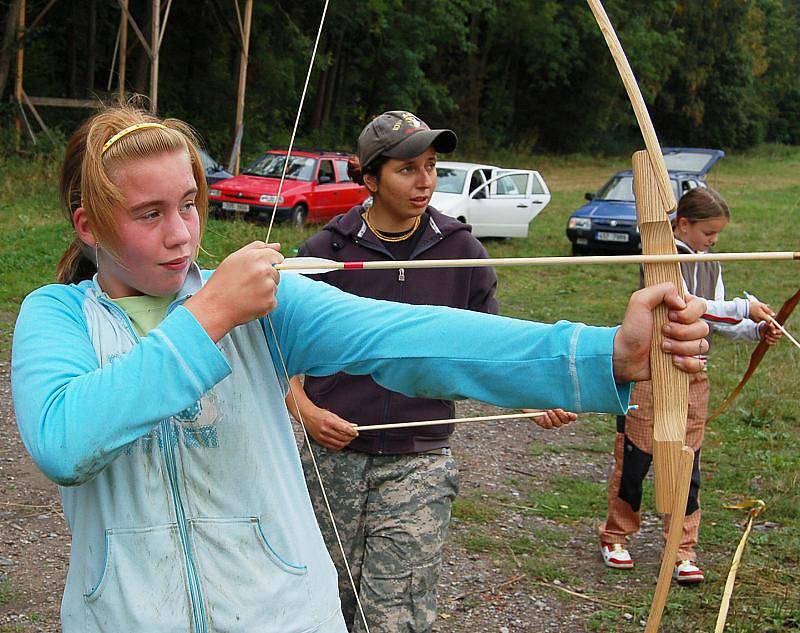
left=0, top=578, right=20, bottom=606
left=2, top=143, right=799, bottom=631
left=452, top=497, right=502, bottom=523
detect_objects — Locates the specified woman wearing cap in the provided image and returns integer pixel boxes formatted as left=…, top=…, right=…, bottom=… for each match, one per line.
left=286, top=111, right=574, bottom=632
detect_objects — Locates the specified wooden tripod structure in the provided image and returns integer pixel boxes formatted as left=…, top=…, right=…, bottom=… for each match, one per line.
left=12, top=0, right=252, bottom=166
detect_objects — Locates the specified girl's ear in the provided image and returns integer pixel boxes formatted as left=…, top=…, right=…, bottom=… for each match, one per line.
left=675, top=216, right=690, bottom=234
left=73, top=207, right=97, bottom=247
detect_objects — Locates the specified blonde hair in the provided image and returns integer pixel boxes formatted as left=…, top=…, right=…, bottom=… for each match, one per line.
left=56, top=105, right=208, bottom=284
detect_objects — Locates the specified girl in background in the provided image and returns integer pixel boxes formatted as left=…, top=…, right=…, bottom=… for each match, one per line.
left=599, top=187, right=781, bottom=585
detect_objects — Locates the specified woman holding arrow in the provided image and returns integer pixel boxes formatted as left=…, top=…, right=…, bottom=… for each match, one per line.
left=286, top=110, right=574, bottom=632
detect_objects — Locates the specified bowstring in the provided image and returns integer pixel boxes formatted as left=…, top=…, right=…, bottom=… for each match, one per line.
left=265, top=318, right=370, bottom=632
left=265, top=0, right=330, bottom=245
left=262, top=1, right=371, bottom=631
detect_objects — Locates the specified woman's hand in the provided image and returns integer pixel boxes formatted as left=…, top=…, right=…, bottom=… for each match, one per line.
left=302, top=407, right=359, bottom=451
left=613, top=283, right=709, bottom=383
left=185, top=242, right=283, bottom=341
left=522, top=408, right=577, bottom=430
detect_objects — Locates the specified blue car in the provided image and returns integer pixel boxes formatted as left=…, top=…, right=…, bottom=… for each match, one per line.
left=566, top=147, right=724, bottom=255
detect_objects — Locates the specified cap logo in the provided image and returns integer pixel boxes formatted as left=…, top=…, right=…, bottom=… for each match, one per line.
left=392, top=112, right=428, bottom=132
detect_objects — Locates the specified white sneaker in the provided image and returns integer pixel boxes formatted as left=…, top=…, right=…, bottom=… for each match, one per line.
left=600, top=542, right=634, bottom=569
left=673, top=560, right=704, bottom=585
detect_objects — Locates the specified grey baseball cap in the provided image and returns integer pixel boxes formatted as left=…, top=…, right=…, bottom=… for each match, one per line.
left=357, top=111, right=457, bottom=170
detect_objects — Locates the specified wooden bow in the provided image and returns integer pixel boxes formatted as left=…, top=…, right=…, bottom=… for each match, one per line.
left=707, top=286, right=800, bottom=422
left=586, top=2, right=695, bottom=630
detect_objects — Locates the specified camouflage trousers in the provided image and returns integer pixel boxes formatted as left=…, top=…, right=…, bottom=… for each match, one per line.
left=301, top=440, right=459, bottom=633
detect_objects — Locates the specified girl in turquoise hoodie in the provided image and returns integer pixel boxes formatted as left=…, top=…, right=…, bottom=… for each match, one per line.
left=12, top=105, right=708, bottom=633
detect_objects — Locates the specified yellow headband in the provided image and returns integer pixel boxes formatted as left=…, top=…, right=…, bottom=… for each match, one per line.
left=102, top=122, right=169, bottom=155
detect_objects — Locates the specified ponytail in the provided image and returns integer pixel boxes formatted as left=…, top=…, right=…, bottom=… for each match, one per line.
left=55, top=240, right=96, bottom=284
left=347, top=156, right=364, bottom=184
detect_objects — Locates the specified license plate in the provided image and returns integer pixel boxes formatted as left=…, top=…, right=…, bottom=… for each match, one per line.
left=596, top=231, right=629, bottom=243
left=222, top=202, right=249, bottom=213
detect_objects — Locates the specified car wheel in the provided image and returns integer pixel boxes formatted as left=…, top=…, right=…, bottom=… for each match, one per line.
left=290, top=204, right=308, bottom=229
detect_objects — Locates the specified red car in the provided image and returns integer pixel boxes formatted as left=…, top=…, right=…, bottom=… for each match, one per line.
left=208, top=148, right=369, bottom=227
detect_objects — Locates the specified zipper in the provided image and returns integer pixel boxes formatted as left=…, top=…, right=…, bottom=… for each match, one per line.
left=161, top=421, right=207, bottom=633
left=97, top=292, right=207, bottom=633
left=398, top=268, right=405, bottom=282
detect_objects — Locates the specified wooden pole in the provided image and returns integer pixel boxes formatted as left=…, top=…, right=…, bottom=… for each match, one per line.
left=14, top=0, right=24, bottom=151
left=118, top=0, right=127, bottom=103
left=149, top=0, right=159, bottom=113
left=233, top=0, right=253, bottom=175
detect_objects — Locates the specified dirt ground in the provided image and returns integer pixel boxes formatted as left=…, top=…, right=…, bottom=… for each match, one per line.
left=0, top=361, right=653, bottom=632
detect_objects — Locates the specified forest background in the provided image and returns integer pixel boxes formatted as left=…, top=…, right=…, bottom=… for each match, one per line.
left=1, top=0, right=800, bottom=161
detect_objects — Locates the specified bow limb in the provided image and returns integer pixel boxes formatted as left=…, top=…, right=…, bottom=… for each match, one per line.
left=707, top=286, right=800, bottom=422
left=586, top=0, right=688, bottom=515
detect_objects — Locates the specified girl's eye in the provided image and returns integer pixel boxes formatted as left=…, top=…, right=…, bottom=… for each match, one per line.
left=141, top=210, right=160, bottom=221
left=182, top=201, right=197, bottom=213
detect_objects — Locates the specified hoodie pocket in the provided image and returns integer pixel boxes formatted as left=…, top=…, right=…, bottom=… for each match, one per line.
left=83, top=524, right=191, bottom=632
left=190, top=517, right=314, bottom=632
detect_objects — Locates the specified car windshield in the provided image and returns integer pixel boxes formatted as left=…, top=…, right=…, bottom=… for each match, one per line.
left=435, top=167, right=467, bottom=194
left=596, top=175, right=635, bottom=201
left=199, top=150, right=221, bottom=172
left=243, top=153, right=317, bottom=180
left=596, top=174, right=681, bottom=202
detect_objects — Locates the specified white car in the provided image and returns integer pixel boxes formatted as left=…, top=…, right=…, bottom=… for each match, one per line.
left=430, top=161, right=551, bottom=238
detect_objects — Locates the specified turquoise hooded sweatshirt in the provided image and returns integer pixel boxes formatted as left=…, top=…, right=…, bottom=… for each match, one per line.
left=12, top=266, right=630, bottom=633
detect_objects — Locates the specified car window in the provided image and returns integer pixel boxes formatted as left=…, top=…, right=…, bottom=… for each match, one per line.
left=495, top=172, right=527, bottom=196
left=318, top=160, right=335, bottom=183
left=335, top=160, right=351, bottom=182
left=662, top=151, right=719, bottom=174
left=530, top=174, right=546, bottom=195
left=435, top=167, right=467, bottom=194
left=242, top=153, right=316, bottom=181
left=468, top=171, right=484, bottom=192
left=596, top=175, right=635, bottom=202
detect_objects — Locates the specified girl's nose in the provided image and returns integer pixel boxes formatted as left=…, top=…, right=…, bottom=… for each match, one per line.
left=164, top=210, right=192, bottom=246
